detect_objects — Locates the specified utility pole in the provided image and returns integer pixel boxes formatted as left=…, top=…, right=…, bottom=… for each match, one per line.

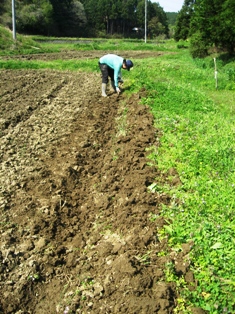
left=12, top=0, right=16, bottom=40
left=144, top=0, right=147, bottom=43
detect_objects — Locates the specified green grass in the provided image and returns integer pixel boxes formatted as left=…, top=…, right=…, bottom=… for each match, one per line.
left=31, top=35, right=179, bottom=52
left=0, top=25, right=43, bottom=54
left=1, top=28, right=235, bottom=312
left=127, top=50, right=235, bottom=313
left=0, top=26, right=180, bottom=56
left=0, top=58, right=99, bottom=72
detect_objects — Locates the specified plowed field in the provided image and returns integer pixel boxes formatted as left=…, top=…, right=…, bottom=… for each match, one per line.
left=0, top=51, right=200, bottom=314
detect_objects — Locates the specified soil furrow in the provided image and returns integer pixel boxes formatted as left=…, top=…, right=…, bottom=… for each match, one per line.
left=0, top=56, right=197, bottom=314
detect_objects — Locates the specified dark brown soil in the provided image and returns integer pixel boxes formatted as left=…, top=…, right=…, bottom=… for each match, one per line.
left=0, top=51, right=200, bottom=314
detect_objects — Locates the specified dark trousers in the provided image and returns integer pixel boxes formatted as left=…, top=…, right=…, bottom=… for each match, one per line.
left=99, top=62, right=114, bottom=84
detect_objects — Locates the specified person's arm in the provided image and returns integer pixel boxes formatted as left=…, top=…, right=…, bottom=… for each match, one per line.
left=118, top=70, right=123, bottom=83
left=113, top=57, right=123, bottom=88
left=113, top=66, right=121, bottom=94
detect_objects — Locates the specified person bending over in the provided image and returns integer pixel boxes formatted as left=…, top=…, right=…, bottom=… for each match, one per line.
left=98, top=54, right=133, bottom=97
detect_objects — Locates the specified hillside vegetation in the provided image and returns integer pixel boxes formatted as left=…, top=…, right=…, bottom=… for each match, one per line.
left=0, top=0, right=169, bottom=38
left=0, top=25, right=41, bottom=53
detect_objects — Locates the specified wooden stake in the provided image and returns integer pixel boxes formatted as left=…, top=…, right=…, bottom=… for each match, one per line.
left=214, top=58, right=218, bottom=90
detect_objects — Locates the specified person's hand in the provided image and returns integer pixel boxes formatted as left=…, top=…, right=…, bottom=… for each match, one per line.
left=116, top=87, right=121, bottom=94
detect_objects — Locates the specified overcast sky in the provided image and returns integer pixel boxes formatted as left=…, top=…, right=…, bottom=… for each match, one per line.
left=154, top=0, right=184, bottom=12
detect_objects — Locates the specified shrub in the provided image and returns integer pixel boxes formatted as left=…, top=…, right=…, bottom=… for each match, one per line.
left=190, top=32, right=209, bottom=58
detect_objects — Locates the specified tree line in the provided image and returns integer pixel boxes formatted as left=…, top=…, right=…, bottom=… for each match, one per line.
left=0, top=0, right=169, bottom=38
left=174, top=0, right=235, bottom=57
left=2, top=0, right=233, bottom=58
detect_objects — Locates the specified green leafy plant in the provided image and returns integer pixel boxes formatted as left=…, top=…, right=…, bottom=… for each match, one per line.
left=134, top=51, right=235, bottom=312
left=28, top=273, right=40, bottom=282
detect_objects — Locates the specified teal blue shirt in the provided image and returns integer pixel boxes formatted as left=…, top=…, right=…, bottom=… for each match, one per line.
left=99, top=54, right=123, bottom=87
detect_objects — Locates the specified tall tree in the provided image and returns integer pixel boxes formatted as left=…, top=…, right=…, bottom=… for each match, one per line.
left=189, top=0, right=235, bottom=57
left=107, top=0, right=122, bottom=34
left=150, top=2, right=169, bottom=37
left=50, top=0, right=87, bottom=36
left=0, top=0, right=5, bottom=16
left=136, top=0, right=168, bottom=38
left=219, top=0, right=235, bottom=53
left=16, top=0, right=53, bottom=35
left=0, top=0, right=170, bottom=38
left=121, top=0, right=138, bottom=35
left=174, top=0, right=195, bottom=41
left=81, top=0, right=109, bottom=36
left=0, top=0, right=12, bottom=27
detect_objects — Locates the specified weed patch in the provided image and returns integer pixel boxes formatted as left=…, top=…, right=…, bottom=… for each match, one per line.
left=129, top=50, right=235, bottom=312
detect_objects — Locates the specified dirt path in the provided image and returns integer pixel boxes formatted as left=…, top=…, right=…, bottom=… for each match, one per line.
left=0, top=52, right=197, bottom=314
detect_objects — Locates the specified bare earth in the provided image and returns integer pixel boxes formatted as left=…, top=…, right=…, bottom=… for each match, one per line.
left=0, top=51, right=201, bottom=314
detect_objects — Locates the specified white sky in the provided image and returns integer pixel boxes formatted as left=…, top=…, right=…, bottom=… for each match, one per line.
left=154, top=0, right=184, bottom=12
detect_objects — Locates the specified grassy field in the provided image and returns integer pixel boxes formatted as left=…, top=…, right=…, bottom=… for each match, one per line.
left=136, top=52, right=235, bottom=313
left=1, top=28, right=235, bottom=313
